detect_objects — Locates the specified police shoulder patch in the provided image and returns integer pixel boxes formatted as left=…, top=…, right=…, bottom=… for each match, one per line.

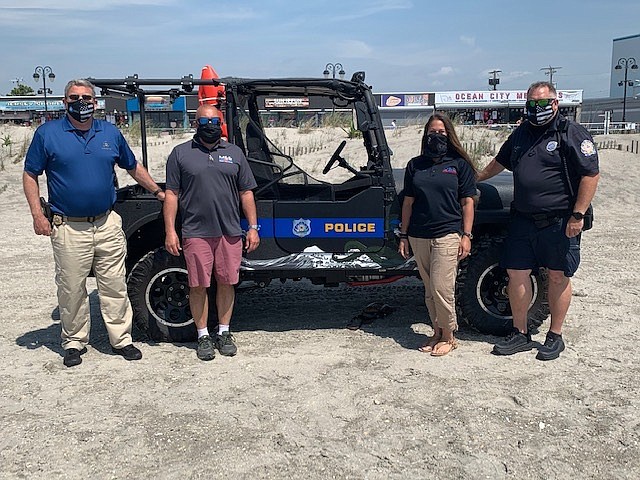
left=580, top=139, right=596, bottom=156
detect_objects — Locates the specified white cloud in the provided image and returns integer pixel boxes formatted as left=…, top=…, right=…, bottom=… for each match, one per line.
left=0, top=0, right=175, bottom=9
left=332, top=0, right=412, bottom=21
left=339, top=40, right=375, bottom=58
left=431, top=66, right=454, bottom=77
left=460, top=36, right=475, bottom=47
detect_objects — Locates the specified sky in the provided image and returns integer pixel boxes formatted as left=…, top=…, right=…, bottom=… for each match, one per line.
left=1, top=0, right=639, bottom=99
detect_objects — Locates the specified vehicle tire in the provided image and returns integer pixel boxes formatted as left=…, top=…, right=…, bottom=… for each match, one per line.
left=456, top=235, right=549, bottom=336
left=127, top=247, right=218, bottom=342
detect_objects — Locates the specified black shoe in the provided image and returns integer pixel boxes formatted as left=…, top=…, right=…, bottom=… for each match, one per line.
left=197, top=335, right=216, bottom=361
left=536, top=332, right=565, bottom=361
left=63, top=347, right=87, bottom=367
left=111, top=344, right=142, bottom=361
left=492, top=328, right=534, bottom=355
left=215, top=332, right=238, bottom=356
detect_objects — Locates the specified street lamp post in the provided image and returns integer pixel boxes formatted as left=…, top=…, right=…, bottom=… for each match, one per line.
left=323, top=63, right=345, bottom=80
left=33, top=65, right=55, bottom=120
left=323, top=63, right=345, bottom=115
left=615, top=57, right=638, bottom=122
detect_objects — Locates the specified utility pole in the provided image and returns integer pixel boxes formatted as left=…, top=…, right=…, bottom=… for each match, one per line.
left=540, top=65, right=562, bottom=86
left=488, top=69, right=501, bottom=90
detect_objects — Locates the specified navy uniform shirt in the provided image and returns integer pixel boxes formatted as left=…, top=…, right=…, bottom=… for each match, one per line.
left=166, top=138, right=257, bottom=238
left=495, top=115, right=599, bottom=214
left=24, top=117, right=137, bottom=217
left=403, top=154, right=476, bottom=239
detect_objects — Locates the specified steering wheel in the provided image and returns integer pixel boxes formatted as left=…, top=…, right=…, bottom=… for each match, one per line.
left=322, top=140, right=347, bottom=174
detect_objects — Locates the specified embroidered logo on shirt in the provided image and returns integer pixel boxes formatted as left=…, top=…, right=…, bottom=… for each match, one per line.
left=218, top=155, right=233, bottom=163
left=580, top=139, right=596, bottom=157
left=101, top=141, right=111, bottom=149
left=441, top=166, right=457, bottom=175
left=546, top=141, right=558, bottom=152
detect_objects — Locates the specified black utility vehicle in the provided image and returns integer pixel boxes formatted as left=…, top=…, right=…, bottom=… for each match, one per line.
left=90, top=72, right=548, bottom=342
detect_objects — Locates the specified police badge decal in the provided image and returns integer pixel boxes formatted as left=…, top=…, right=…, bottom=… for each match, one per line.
left=292, top=218, right=311, bottom=237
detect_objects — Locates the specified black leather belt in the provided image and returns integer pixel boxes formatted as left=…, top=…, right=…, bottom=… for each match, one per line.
left=514, top=210, right=567, bottom=229
left=52, top=210, right=111, bottom=225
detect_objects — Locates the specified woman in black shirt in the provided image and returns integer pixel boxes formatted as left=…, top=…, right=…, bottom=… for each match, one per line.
left=399, top=113, right=477, bottom=356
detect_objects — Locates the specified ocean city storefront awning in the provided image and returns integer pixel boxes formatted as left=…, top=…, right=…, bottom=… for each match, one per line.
left=434, top=90, right=583, bottom=108
left=0, top=97, right=106, bottom=112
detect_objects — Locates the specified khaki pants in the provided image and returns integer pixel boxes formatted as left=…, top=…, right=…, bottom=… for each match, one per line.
left=409, top=233, right=460, bottom=332
left=50, top=211, right=133, bottom=350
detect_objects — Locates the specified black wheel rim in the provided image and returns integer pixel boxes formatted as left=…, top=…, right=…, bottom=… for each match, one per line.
left=145, top=267, right=193, bottom=328
left=475, top=263, right=538, bottom=319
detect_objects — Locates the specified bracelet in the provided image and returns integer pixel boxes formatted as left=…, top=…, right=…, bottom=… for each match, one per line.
left=152, top=188, right=162, bottom=197
left=398, top=232, right=408, bottom=239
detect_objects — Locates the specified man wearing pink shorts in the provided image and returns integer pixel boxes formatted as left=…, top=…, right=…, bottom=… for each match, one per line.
left=164, top=104, right=259, bottom=361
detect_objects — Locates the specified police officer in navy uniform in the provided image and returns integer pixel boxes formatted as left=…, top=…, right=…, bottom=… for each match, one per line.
left=477, top=81, right=599, bottom=360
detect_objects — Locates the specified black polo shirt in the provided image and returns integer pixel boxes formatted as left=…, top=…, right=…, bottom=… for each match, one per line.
left=166, top=138, right=257, bottom=238
left=403, top=154, right=477, bottom=239
left=495, top=115, right=599, bottom=214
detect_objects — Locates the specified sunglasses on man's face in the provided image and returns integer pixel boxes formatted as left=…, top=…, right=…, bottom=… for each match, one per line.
left=68, top=94, right=94, bottom=101
left=527, top=98, right=556, bottom=108
left=197, top=117, right=221, bottom=126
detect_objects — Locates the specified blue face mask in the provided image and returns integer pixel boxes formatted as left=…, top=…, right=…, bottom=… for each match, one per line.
left=67, top=99, right=94, bottom=123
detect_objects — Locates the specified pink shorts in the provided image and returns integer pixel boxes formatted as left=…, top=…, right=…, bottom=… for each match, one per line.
left=183, top=236, right=242, bottom=287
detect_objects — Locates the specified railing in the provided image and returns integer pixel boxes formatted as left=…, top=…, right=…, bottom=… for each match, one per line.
left=581, top=122, right=639, bottom=135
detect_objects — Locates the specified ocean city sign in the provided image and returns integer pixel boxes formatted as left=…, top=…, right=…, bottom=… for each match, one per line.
left=434, top=90, right=583, bottom=107
left=0, top=98, right=106, bottom=112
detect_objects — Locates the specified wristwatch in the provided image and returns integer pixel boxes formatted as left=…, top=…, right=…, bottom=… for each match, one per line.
left=248, top=224, right=261, bottom=231
left=462, top=232, right=474, bottom=240
left=571, top=212, right=584, bottom=221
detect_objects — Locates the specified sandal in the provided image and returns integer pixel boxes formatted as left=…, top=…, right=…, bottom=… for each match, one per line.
left=418, top=335, right=442, bottom=353
left=430, top=339, right=458, bottom=357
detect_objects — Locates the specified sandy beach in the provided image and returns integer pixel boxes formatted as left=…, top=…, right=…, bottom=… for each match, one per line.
left=0, top=123, right=638, bottom=479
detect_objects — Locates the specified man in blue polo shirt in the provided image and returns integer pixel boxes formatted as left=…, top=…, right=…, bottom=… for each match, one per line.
left=23, top=79, right=165, bottom=367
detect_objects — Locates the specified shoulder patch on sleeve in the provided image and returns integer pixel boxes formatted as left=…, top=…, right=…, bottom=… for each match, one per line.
left=580, top=139, right=596, bottom=157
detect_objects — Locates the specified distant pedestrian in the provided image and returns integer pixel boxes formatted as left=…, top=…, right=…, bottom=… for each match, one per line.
left=391, top=119, right=398, bottom=136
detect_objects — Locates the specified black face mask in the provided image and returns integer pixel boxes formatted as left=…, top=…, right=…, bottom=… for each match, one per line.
left=423, top=133, right=448, bottom=157
left=197, top=123, right=222, bottom=144
left=525, top=102, right=555, bottom=126
left=67, top=99, right=94, bottom=123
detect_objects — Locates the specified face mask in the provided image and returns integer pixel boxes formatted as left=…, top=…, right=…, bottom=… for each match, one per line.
left=67, top=99, right=94, bottom=123
left=423, top=132, right=448, bottom=157
left=525, top=99, right=555, bottom=126
left=197, top=123, right=222, bottom=144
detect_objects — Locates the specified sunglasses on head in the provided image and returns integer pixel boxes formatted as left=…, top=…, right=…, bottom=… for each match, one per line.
left=197, top=117, right=221, bottom=126
left=68, top=94, right=94, bottom=101
left=527, top=98, right=556, bottom=108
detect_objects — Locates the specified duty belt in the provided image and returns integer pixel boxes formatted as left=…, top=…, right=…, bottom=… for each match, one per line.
left=52, top=210, right=111, bottom=226
left=514, top=210, right=567, bottom=229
